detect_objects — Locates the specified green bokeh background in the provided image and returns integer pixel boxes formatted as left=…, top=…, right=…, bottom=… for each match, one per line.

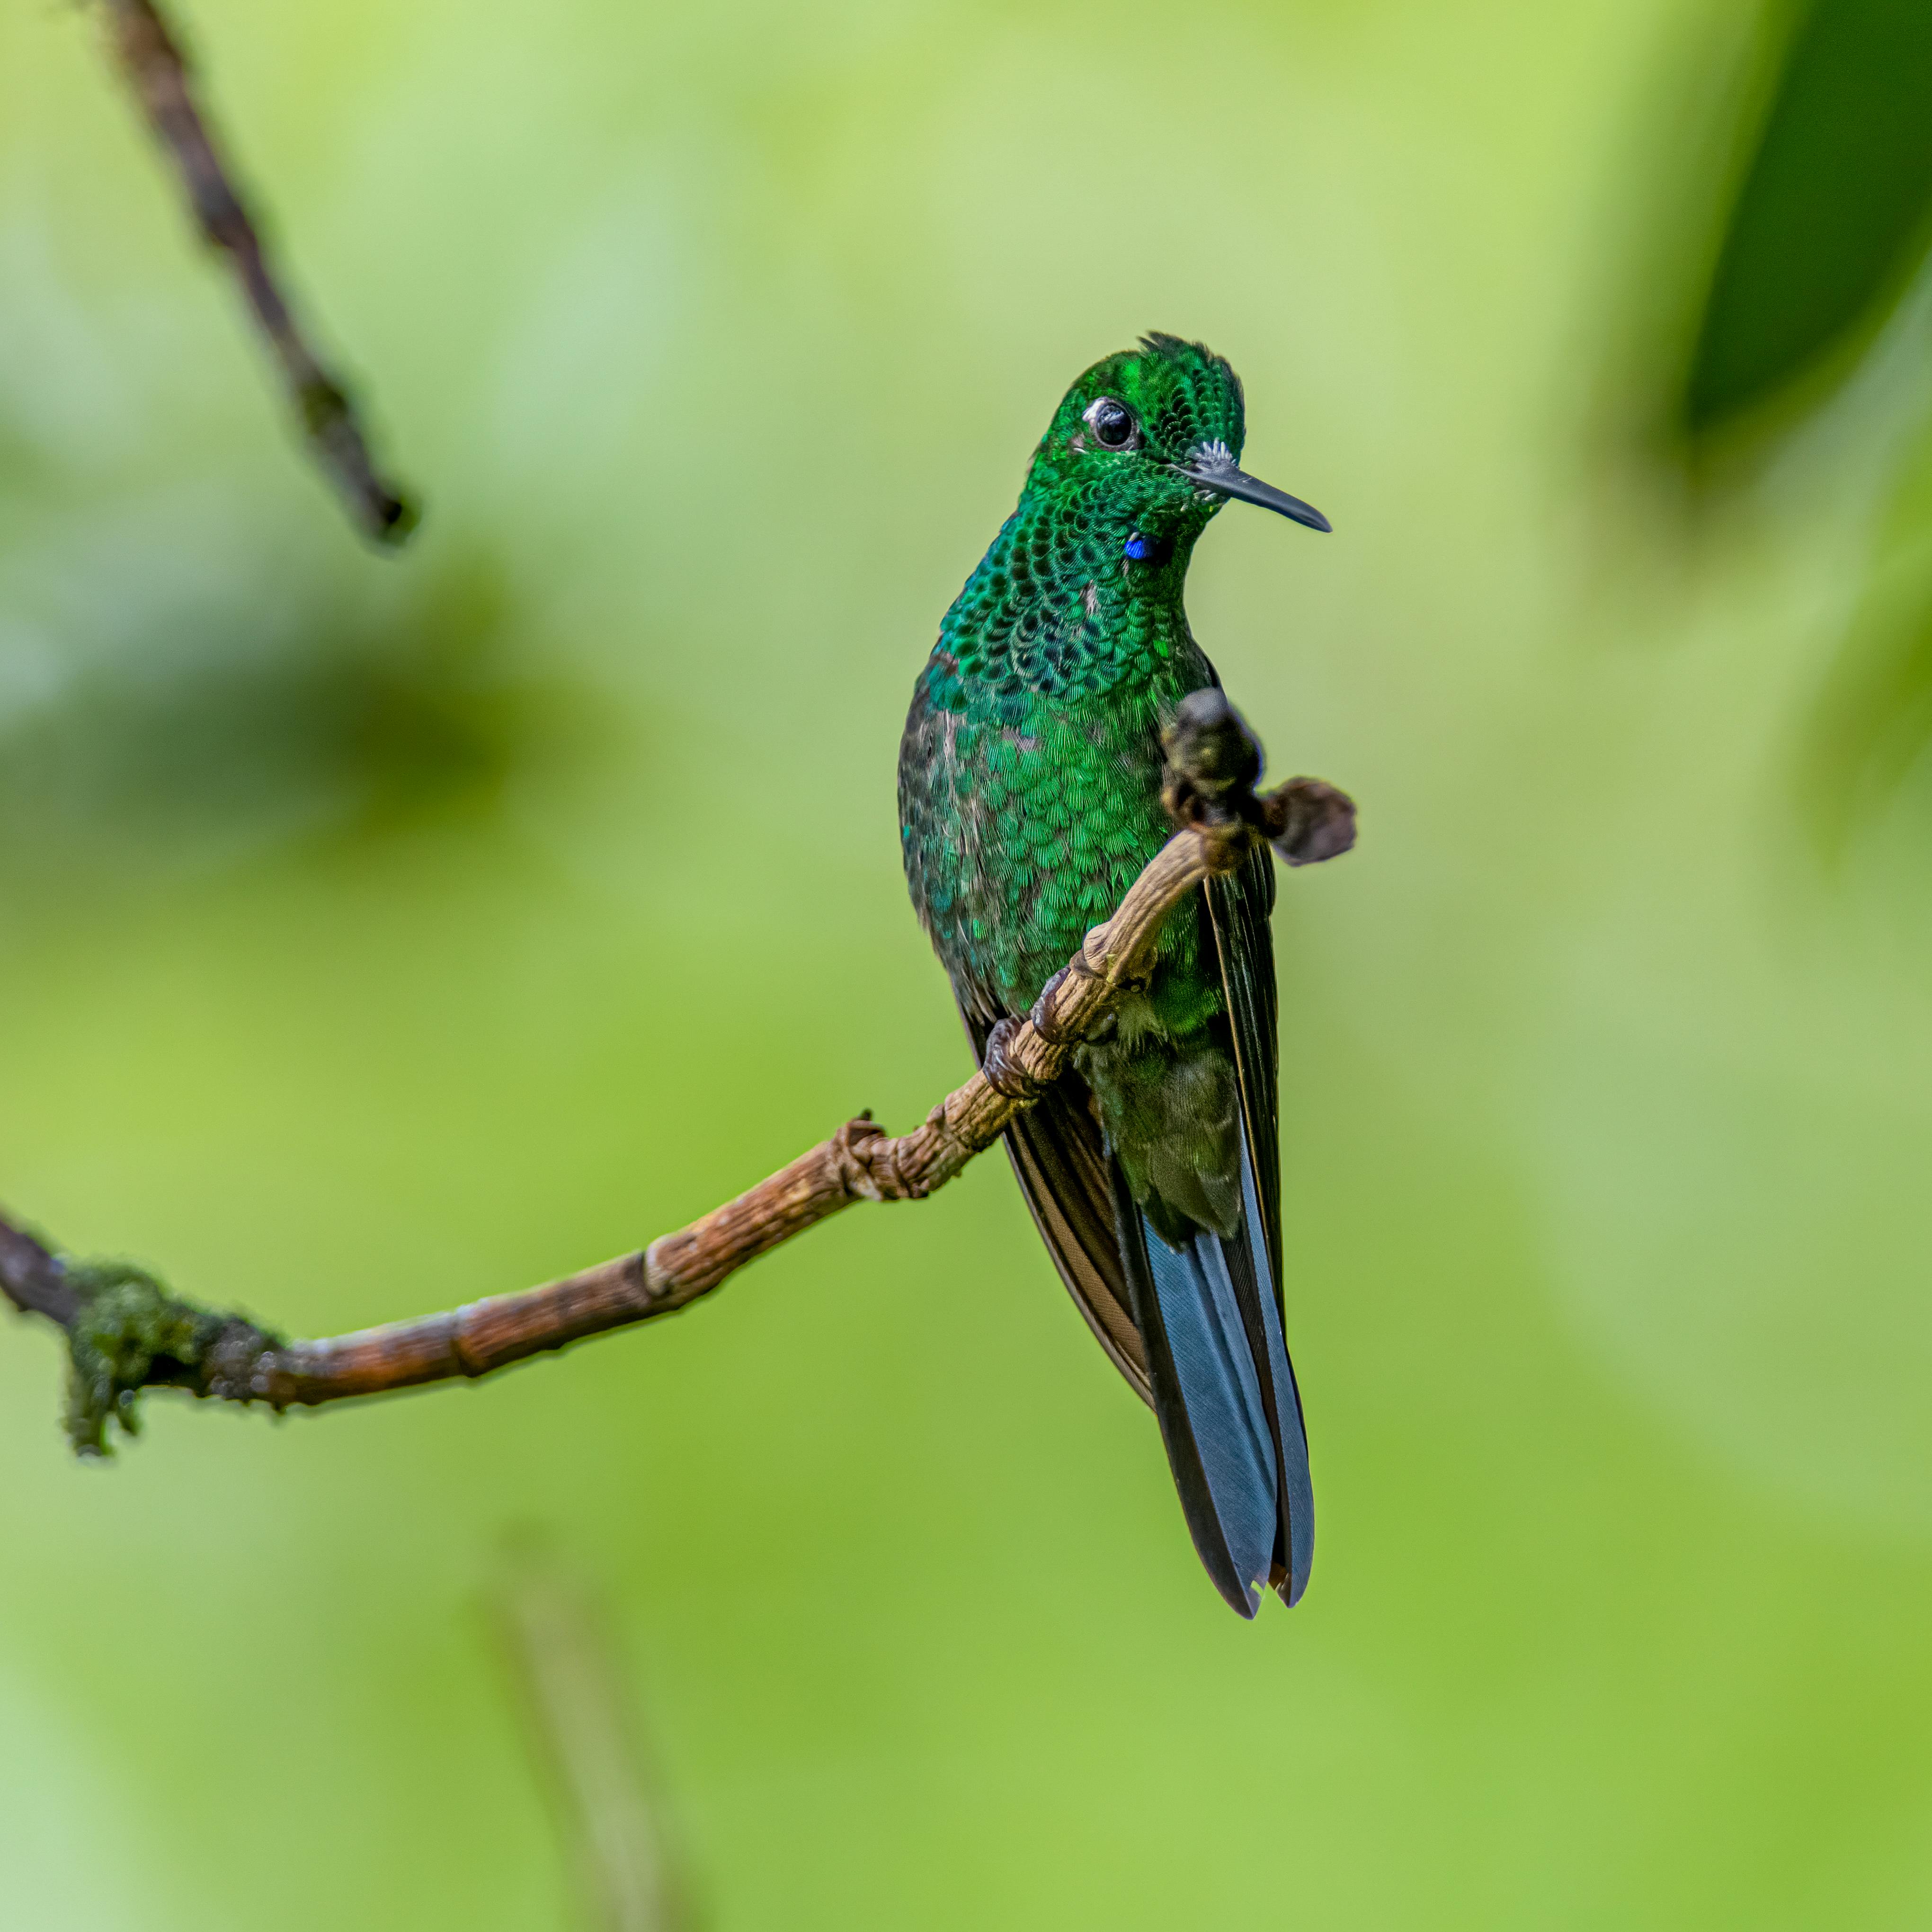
left=7, top=0, right=1932, bottom=1924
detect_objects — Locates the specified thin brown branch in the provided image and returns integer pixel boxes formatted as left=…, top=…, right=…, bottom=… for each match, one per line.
left=98, top=0, right=416, bottom=544
left=0, top=1219, right=77, bottom=1328
left=0, top=694, right=1354, bottom=1450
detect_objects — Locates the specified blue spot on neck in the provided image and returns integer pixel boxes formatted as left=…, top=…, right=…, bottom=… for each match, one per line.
left=1124, top=533, right=1154, bottom=561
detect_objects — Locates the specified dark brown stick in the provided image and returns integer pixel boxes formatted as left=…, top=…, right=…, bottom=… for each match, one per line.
left=0, top=696, right=1353, bottom=1450
left=0, top=1219, right=78, bottom=1329
left=99, top=0, right=415, bottom=543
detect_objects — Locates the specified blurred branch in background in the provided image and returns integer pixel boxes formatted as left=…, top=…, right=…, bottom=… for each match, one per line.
left=0, top=698, right=1354, bottom=1452
left=95, top=0, right=415, bottom=543
left=490, top=1541, right=693, bottom=1932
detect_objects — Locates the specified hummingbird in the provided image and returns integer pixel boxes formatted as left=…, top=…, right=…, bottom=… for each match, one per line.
left=898, top=333, right=1331, bottom=1617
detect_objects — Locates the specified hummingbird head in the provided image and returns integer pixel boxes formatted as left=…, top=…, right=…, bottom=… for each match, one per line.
left=1028, top=334, right=1330, bottom=563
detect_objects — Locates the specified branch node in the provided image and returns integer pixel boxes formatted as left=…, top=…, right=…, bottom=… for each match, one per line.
left=832, top=1113, right=937, bottom=1203
left=201, top=1318, right=279, bottom=1404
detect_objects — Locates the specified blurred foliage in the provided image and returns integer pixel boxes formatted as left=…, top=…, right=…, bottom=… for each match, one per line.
left=1684, top=0, right=1932, bottom=438
left=490, top=1540, right=695, bottom=1932
left=0, top=552, right=591, bottom=887
left=1662, top=0, right=1932, bottom=861
left=1797, top=431, right=1932, bottom=860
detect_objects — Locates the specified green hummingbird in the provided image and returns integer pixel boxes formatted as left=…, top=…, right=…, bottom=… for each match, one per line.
left=898, top=334, right=1331, bottom=1617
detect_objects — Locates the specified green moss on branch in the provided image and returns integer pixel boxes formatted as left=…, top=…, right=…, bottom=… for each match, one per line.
left=62, top=1260, right=276, bottom=1455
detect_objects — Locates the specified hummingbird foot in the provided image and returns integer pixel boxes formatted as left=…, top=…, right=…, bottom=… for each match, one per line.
left=982, top=1017, right=1048, bottom=1102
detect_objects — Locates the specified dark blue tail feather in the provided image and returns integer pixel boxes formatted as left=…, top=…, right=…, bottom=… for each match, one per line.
left=1122, top=1113, right=1314, bottom=1618
left=1142, top=1221, right=1280, bottom=1615
left=1239, top=1129, right=1314, bottom=1604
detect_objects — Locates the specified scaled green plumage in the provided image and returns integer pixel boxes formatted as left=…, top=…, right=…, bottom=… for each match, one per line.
left=900, top=336, right=1247, bottom=1239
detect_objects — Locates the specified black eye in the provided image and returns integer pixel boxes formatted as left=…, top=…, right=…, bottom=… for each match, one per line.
left=1084, top=396, right=1139, bottom=449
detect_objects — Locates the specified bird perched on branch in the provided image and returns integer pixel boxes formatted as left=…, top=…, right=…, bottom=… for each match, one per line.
left=899, top=334, right=1333, bottom=1616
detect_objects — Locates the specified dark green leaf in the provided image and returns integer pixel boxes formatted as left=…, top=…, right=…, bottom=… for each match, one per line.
left=1686, top=0, right=1932, bottom=434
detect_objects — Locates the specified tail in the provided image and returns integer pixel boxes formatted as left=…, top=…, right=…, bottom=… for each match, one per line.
left=1112, top=1123, right=1313, bottom=1617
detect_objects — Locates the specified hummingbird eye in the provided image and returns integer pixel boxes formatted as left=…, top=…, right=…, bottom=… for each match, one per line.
left=1084, top=397, right=1140, bottom=451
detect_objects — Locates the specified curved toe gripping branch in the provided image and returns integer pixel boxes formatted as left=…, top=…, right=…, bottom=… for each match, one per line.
left=0, top=698, right=1354, bottom=1453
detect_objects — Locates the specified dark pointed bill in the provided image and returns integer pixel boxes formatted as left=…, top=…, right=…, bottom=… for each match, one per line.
left=1177, top=442, right=1332, bottom=533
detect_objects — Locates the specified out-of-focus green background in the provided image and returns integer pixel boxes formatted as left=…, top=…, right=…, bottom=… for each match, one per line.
left=7, top=0, right=1932, bottom=1924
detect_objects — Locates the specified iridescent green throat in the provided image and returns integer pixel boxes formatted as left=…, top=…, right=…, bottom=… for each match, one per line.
left=921, top=496, right=1209, bottom=713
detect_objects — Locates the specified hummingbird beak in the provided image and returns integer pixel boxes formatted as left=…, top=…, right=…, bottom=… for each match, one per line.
left=1175, top=441, right=1332, bottom=533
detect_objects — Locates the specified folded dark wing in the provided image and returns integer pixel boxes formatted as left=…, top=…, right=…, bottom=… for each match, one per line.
left=959, top=1005, right=1151, bottom=1405
left=1206, top=846, right=1282, bottom=1283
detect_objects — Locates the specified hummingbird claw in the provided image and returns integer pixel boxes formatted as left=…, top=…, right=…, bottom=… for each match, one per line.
left=982, top=1017, right=1046, bottom=1102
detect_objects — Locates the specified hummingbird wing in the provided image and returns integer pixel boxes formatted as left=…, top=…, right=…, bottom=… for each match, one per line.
left=1205, top=847, right=1283, bottom=1285
left=958, top=1005, right=1153, bottom=1404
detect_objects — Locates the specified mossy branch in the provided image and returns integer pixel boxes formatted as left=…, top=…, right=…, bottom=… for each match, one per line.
left=0, top=695, right=1354, bottom=1454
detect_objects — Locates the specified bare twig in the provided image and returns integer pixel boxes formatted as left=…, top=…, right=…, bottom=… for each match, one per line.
left=0, top=694, right=1353, bottom=1450
left=98, top=0, right=416, bottom=543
